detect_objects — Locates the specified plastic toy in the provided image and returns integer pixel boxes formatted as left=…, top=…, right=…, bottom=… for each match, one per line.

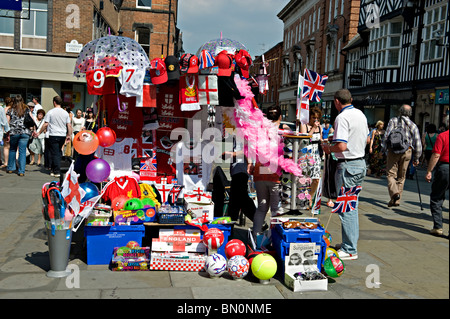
left=251, top=253, right=277, bottom=281
left=127, top=241, right=140, bottom=249
left=227, top=255, right=249, bottom=280
left=111, top=195, right=129, bottom=211
left=224, top=239, right=246, bottom=259
left=73, top=130, right=99, bottom=155
left=204, top=253, right=227, bottom=278
left=323, top=256, right=345, bottom=278
left=124, top=198, right=143, bottom=211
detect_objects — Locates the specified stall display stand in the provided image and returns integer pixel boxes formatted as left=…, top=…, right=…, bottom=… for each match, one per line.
left=282, top=134, right=311, bottom=215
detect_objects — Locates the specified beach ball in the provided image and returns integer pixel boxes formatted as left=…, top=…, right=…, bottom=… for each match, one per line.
left=227, top=255, right=249, bottom=279
left=96, top=127, right=116, bottom=148
left=86, top=158, right=110, bottom=183
left=205, top=253, right=227, bottom=278
left=323, top=256, right=345, bottom=278
left=73, top=130, right=99, bottom=155
left=324, top=247, right=339, bottom=261
left=251, top=253, right=277, bottom=281
left=111, top=195, right=129, bottom=211
left=80, top=182, right=99, bottom=203
left=203, top=228, right=225, bottom=251
left=124, top=198, right=143, bottom=211
left=224, top=239, right=246, bottom=259
left=323, top=230, right=332, bottom=247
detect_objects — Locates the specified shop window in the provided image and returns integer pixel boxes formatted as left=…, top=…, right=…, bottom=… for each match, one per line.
left=20, top=0, right=47, bottom=51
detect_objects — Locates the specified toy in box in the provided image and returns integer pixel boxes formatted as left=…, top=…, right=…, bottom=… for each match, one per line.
left=184, top=192, right=214, bottom=221
left=86, top=204, right=113, bottom=226
left=114, top=206, right=157, bottom=225
left=284, top=242, right=327, bottom=292
left=111, top=241, right=150, bottom=271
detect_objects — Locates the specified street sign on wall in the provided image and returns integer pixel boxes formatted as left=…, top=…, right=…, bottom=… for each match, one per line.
left=0, top=0, right=22, bottom=11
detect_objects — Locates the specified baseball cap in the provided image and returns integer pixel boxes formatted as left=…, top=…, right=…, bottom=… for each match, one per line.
left=180, top=53, right=199, bottom=74
left=27, top=102, right=35, bottom=108
left=198, top=50, right=215, bottom=70
left=234, top=49, right=252, bottom=78
left=165, top=55, right=181, bottom=81
left=149, top=58, right=168, bottom=85
left=214, top=50, right=233, bottom=77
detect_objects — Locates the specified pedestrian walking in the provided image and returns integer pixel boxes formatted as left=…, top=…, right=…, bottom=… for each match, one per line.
left=33, top=96, right=72, bottom=178
left=5, top=95, right=35, bottom=176
left=382, top=104, right=422, bottom=207
left=322, top=89, right=369, bottom=260
left=1, top=97, right=13, bottom=169
left=28, top=109, right=46, bottom=166
left=251, top=106, right=284, bottom=241
left=425, top=115, right=449, bottom=237
left=368, top=120, right=386, bottom=177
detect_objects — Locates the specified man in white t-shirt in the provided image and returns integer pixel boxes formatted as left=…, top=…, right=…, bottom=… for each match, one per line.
left=322, top=89, right=369, bottom=261
left=32, top=96, right=43, bottom=118
left=33, top=96, right=72, bottom=177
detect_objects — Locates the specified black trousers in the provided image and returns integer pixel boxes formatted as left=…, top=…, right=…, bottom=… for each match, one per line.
left=227, top=172, right=255, bottom=222
left=48, top=135, right=66, bottom=174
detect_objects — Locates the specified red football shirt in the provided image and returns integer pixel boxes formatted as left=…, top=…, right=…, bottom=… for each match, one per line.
left=102, top=175, right=141, bottom=203
left=86, top=69, right=116, bottom=95
left=433, top=130, right=449, bottom=163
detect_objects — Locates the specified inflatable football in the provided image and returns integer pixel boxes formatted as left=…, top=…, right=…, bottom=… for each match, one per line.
left=203, top=228, right=225, bottom=251
left=224, top=239, right=246, bottom=259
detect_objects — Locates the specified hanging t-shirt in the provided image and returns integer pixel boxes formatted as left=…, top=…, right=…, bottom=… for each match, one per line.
left=174, top=141, right=213, bottom=194
left=155, top=131, right=177, bottom=177
left=179, top=74, right=201, bottom=111
left=105, top=94, right=143, bottom=139
left=119, top=67, right=146, bottom=98
left=96, top=138, right=134, bottom=171
left=102, top=175, right=141, bottom=203
left=86, top=69, right=116, bottom=95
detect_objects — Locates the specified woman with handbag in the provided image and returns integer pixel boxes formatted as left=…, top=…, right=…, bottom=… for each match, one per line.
left=5, top=95, right=36, bottom=176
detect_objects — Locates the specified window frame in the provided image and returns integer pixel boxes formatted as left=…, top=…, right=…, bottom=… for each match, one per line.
left=136, top=0, right=152, bottom=9
left=20, top=0, right=48, bottom=52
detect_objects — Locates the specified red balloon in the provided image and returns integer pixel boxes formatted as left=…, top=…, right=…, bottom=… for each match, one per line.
left=73, top=131, right=99, bottom=155
left=96, top=127, right=116, bottom=148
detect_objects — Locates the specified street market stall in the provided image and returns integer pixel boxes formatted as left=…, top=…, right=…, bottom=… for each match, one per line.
left=40, top=35, right=345, bottom=291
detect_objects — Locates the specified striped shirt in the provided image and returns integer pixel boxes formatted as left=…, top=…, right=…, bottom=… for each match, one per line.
left=382, top=116, right=422, bottom=161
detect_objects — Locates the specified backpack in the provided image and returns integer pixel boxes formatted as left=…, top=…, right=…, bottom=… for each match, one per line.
left=387, top=117, right=410, bottom=154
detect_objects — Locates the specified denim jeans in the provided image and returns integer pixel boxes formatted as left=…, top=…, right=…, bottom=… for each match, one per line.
left=7, top=134, right=30, bottom=174
left=48, top=135, right=66, bottom=174
left=430, top=163, right=449, bottom=230
left=334, top=158, right=367, bottom=254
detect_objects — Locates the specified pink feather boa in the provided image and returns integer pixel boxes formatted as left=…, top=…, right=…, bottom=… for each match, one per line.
left=232, top=75, right=303, bottom=177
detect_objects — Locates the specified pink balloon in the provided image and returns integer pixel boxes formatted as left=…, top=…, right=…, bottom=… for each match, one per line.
left=86, top=159, right=111, bottom=183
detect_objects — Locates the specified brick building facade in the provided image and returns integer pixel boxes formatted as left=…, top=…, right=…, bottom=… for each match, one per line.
left=0, top=0, right=180, bottom=111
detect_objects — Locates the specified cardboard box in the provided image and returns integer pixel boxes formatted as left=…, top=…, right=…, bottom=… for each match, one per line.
left=111, top=247, right=150, bottom=271
left=284, top=270, right=328, bottom=292
left=149, top=252, right=206, bottom=271
left=284, top=242, right=328, bottom=292
left=152, top=228, right=206, bottom=253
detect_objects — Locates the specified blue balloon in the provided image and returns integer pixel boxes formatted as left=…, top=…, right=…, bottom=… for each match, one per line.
left=80, top=182, right=100, bottom=203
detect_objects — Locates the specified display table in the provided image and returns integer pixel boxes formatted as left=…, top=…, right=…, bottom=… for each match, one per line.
left=282, top=134, right=311, bottom=214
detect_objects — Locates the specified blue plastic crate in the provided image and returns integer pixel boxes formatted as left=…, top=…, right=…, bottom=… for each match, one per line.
left=84, top=225, right=145, bottom=265
left=274, top=223, right=325, bottom=243
left=272, top=226, right=326, bottom=271
left=174, top=221, right=233, bottom=259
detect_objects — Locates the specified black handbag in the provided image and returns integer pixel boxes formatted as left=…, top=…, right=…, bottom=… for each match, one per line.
left=24, top=111, right=37, bottom=129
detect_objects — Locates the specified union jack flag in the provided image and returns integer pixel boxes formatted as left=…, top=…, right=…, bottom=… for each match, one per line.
left=198, top=50, right=215, bottom=69
left=332, top=186, right=362, bottom=214
left=302, top=69, right=328, bottom=102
